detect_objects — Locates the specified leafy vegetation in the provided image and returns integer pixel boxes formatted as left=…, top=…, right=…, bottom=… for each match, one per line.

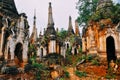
left=77, top=0, right=120, bottom=29
left=78, top=47, right=82, bottom=53
left=24, top=64, right=33, bottom=73
left=75, top=70, right=87, bottom=77
left=44, top=53, right=64, bottom=65
left=64, top=71, right=70, bottom=78
left=57, top=28, right=68, bottom=39
left=91, top=59, right=100, bottom=66
left=91, top=2, right=120, bottom=24
left=105, top=73, right=116, bottom=79
left=28, top=44, right=37, bottom=58
left=59, top=78, right=65, bottom=80
left=76, top=0, right=98, bottom=26
left=86, top=54, right=93, bottom=61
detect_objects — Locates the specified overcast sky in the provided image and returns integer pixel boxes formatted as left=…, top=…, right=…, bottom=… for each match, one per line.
left=14, top=0, right=79, bottom=34
left=14, top=0, right=119, bottom=35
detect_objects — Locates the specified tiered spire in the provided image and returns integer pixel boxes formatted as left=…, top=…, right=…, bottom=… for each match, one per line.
left=30, top=10, right=38, bottom=43
left=0, top=0, right=18, bottom=17
left=67, top=16, right=74, bottom=35
left=33, top=9, right=36, bottom=27
left=75, top=20, right=80, bottom=36
left=48, top=2, right=54, bottom=27
left=45, top=2, right=56, bottom=36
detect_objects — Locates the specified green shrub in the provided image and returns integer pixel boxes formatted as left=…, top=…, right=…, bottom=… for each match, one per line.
left=59, top=78, right=65, bottom=80
left=86, top=54, right=93, bottom=61
left=24, top=64, right=33, bottom=73
left=32, top=63, right=45, bottom=69
left=66, top=47, right=72, bottom=55
left=78, top=48, right=82, bottom=53
left=28, top=59, right=32, bottom=64
left=65, top=55, right=72, bottom=65
left=80, top=55, right=86, bottom=60
left=91, top=59, right=100, bottom=65
left=105, top=74, right=116, bottom=79
left=64, top=71, right=70, bottom=78
left=75, top=70, right=87, bottom=77
left=35, top=70, right=41, bottom=80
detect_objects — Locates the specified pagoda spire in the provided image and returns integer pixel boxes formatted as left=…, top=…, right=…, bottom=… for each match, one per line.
left=75, top=20, right=80, bottom=36
left=32, top=9, right=37, bottom=33
left=68, top=16, right=74, bottom=35
left=44, top=2, right=56, bottom=36
left=48, top=2, right=54, bottom=27
left=33, top=9, right=36, bottom=27
left=30, top=10, right=38, bottom=43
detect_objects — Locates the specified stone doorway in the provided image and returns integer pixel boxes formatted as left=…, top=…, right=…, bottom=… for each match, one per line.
left=106, top=36, right=117, bottom=63
left=14, top=43, right=23, bottom=66
left=41, top=48, right=43, bottom=57
left=74, top=48, right=77, bottom=55
left=8, top=47, right=11, bottom=59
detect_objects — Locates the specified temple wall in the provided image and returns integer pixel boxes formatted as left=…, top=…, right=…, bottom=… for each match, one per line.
left=48, top=40, right=56, bottom=53
left=83, top=20, right=120, bottom=58
left=56, top=44, right=60, bottom=54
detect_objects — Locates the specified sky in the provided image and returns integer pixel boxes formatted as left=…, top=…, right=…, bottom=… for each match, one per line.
left=14, top=0, right=79, bottom=35
left=14, top=0, right=120, bottom=35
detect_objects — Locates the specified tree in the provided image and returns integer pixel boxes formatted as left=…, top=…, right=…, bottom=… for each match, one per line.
left=76, top=0, right=98, bottom=26
left=91, top=2, right=120, bottom=24
left=111, top=3, right=120, bottom=24
left=57, top=28, right=68, bottom=39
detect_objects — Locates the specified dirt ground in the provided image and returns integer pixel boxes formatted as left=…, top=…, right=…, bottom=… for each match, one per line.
left=66, top=64, right=120, bottom=80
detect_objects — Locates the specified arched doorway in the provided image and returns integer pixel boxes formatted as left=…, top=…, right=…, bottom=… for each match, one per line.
left=67, top=43, right=69, bottom=49
left=8, top=47, right=11, bottom=59
left=41, top=48, right=43, bottom=57
left=14, top=43, right=23, bottom=65
left=74, top=48, right=77, bottom=55
left=106, top=36, right=117, bottom=63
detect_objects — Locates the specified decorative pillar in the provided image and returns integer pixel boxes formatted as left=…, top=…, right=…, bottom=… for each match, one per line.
left=61, top=46, right=66, bottom=58
left=4, top=42, right=9, bottom=60
left=0, top=27, right=6, bottom=56
left=37, top=47, right=40, bottom=57
left=43, top=47, right=47, bottom=56
left=23, top=41, right=28, bottom=63
left=49, top=40, right=56, bottom=53
left=9, top=37, right=15, bottom=60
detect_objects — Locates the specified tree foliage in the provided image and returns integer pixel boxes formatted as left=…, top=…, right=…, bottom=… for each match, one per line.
left=77, top=0, right=120, bottom=29
left=111, top=3, right=120, bottom=24
left=76, top=0, right=98, bottom=26
left=91, top=2, right=120, bottom=24
left=57, top=28, right=67, bottom=39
